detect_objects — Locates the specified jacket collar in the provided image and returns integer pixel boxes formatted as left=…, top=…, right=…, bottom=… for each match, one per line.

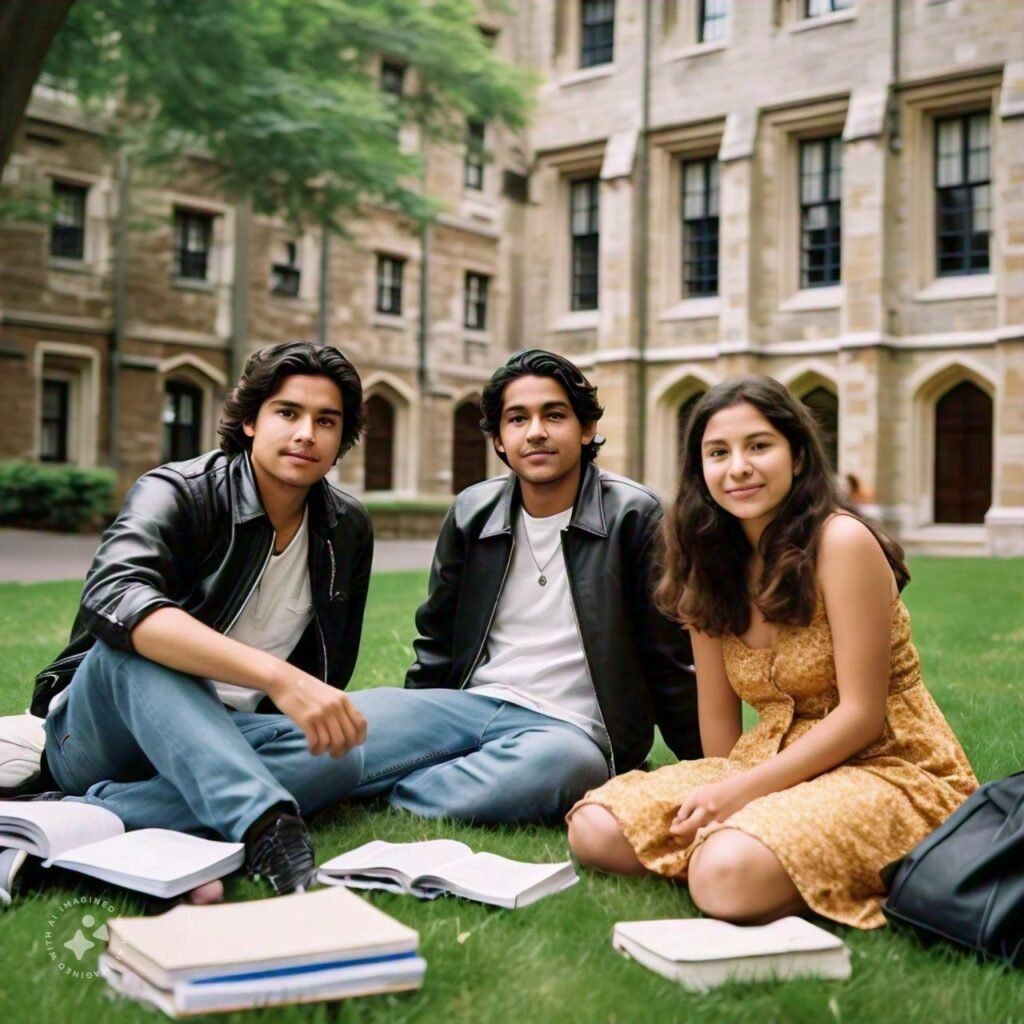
left=229, top=452, right=340, bottom=533
left=479, top=460, right=608, bottom=539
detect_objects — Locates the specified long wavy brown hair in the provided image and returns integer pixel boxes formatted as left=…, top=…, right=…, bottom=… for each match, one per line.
left=654, top=375, right=909, bottom=636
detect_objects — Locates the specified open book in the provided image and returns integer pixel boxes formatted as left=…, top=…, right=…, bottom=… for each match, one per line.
left=317, top=839, right=578, bottom=909
left=612, top=917, right=851, bottom=992
left=0, top=800, right=243, bottom=899
left=101, top=887, right=424, bottom=1017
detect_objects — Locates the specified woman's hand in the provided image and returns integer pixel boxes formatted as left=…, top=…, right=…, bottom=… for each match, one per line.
left=669, top=776, right=751, bottom=847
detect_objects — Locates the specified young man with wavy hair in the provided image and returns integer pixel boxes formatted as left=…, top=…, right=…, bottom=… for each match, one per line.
left=29, top=341, right=372, bottom=897
left=349, top=349, right=701, bottom=823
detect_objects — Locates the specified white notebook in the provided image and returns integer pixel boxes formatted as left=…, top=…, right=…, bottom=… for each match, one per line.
left=612, top=916, right=851, bottom=992
left=318, top=839, right=578, bottom=909
left=0, top=800, right=243, bottom=899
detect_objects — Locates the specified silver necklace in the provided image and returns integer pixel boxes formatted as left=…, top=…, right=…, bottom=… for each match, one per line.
left=521, top=524, right=561, bottom=587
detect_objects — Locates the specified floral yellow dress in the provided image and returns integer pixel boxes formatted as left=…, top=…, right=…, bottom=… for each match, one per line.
left=573, top=595, right=977, bottom=928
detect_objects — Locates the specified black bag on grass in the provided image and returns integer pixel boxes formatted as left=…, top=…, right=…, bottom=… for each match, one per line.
left=882, top=771, right=1024, bottom=966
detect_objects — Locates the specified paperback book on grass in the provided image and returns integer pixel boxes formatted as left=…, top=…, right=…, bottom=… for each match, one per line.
left=317, top=838, right=578, bottom=909
left=0, top=800, right=243, bottom=899
left=100, top=887, right=425, bottom=1017
left=612, top=916, right=851, bottom=992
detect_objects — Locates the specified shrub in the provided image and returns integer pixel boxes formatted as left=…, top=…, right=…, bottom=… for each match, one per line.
left=0, top=462, right=116, bottom=532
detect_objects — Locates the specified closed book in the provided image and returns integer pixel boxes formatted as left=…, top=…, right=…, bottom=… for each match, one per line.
left=106, top=887, right=420, bottom=990
left=612, top=916, right=851, bottom=992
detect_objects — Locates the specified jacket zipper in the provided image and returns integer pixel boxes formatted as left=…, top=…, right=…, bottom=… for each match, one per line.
left=221, top=536, right=275, bottom=635
left=563, top=529, right=617, bottom=778
left=457, top=535, right=515, bottom=689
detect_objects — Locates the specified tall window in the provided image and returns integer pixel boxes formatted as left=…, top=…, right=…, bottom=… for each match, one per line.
left=699, top=0, right=728, bottom=42
left=580, top=0, right=615, bottom=67
left=380, top=60, right=406, bottom=96
left=570, top=177, right=600, bottom=311
left=40, top=378, right=70, bottom=462
left=271, top=241, right=301, bottom=297
left=174, top=209, right=213, bottom=280
left=806, top=0, right=852, bottom=15
left=935, top=112, right=991, bottom=277
left=162, top=380, right=203, bottom=462
left=452, top=400, right=488, bottom=494
left=799, top=136, right=842, bottom=288
left=465, top=120, right=486, bottom=190
left=376, top=255, right=404, bottom=315
left=50, top=182, right=86, bottom=260
left=682, top=158, right=719, bottom=297
left=464, top=272, right=490, bottom=330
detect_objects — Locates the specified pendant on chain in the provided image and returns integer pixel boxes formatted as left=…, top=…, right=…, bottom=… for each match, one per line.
left=538, top=575, right=547, bottom=586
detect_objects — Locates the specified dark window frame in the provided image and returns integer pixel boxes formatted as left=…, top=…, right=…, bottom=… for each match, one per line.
left=162, top=379, right=204, bottom=463
left=570, top=177, right=600, bottom=312
left=375, top=255, right=405, bottom=315
left=465, top=120, right=486, bottom=191
left=805, top=0, right=853, bottom=16
left=173, top=208, right=214, bottom=281
left=380, top=60, right=406, bottom=96
left=40, top=377, right=70, bottom=463
left=799, top=136, right=843, bottom=289
left=464, top=271, right=490, bottom=330
left=934, top=111, right=991, bottom=277
left=50, top=181, right=87, bottom=260
left=580, top=0, right=615, bottom=68
left=681, top=156, right=720, bottom=297
left=271, top=240, right=301, bottom=297
left=698, top=0, right=729, bottom=43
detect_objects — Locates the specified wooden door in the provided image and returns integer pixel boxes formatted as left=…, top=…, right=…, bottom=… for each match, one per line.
left=452, top=401, right=487, bottom=494
left=933, top=381, right=992, bottom=523
left=364, top=394, right=395, bottom=491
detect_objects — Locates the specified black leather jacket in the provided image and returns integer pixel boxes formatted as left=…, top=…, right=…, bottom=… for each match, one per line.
left=30, top=450, right=374, bottom=717
left=405, top=462, right=701, bottom=774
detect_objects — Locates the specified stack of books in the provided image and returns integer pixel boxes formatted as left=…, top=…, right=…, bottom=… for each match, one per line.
left=99, top=887, right=425, bottom=1016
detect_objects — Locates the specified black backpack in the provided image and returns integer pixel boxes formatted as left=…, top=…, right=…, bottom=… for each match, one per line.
left=882, top=771, right=1024, bottom=966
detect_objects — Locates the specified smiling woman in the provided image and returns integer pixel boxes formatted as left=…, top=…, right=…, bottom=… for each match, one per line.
left=567, top=374, right=977, bottom=931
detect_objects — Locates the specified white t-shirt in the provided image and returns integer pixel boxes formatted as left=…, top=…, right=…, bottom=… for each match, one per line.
left=469, top=507, right=609, bottom=752
left=211, top=509, right=313, bottom=712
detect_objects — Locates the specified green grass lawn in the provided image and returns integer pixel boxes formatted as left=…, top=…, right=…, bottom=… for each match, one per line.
left=0, top=559, right=1022, bottom=1023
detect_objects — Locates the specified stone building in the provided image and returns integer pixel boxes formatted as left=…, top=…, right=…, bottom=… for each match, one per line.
left=1, top=1, right=1022, bottom=555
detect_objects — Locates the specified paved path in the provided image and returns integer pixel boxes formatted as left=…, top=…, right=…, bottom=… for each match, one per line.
left=0, top=529, right=434, bottom=583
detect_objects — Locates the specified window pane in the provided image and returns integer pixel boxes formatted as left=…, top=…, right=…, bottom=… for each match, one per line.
left=935, top=120, right=963, bottom=186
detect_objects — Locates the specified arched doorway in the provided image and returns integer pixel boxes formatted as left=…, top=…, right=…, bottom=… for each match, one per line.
left=162, top=379, right=203, bottom=462
left=801, top=386, right=839, bottom=471
left=364, top=394, right=395, bottom=491
left=934, top=381, right=992, bottom=523
left=452, top=400, right=487, bottom=494
left=676, top=392, right=705, bottom=469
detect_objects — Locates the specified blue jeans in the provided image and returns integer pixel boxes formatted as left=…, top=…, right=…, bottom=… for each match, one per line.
left=347, top=688, right=610, bottom=823
left=44, top=641, right=364, bottom=843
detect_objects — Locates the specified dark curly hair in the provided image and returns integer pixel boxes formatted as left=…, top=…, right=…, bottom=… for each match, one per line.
left=479, top=349, right=605, bottom=465
left=654, top=374, right=909, bottom=636
left=218, top=341, right=366, bottom=460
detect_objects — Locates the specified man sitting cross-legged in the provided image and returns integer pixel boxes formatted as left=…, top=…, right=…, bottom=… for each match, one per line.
left=350, top=350, right=702, bottom=823
left=28, top=342, right=372, bottom=897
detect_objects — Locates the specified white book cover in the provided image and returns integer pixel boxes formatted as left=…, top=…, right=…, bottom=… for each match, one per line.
left=613, top=917, right=851, bottom=992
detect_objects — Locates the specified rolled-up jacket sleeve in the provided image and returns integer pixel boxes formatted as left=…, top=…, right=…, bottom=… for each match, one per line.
left=77, top=468, right=197, bottom=651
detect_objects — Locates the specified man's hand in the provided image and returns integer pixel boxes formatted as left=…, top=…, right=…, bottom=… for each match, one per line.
left=669, top=776, right=749, bottom=847
left=270, top=674, right=367, bottom=758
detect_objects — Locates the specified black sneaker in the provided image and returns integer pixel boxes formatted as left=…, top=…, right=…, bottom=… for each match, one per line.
left=245, top=813, right=316, bottom=895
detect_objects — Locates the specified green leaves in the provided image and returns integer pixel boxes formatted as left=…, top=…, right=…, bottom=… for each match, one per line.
left=41, top=0, right=535, bottom=230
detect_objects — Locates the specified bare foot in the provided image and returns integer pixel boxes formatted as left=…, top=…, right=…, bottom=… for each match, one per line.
left=183, top=879, right=224, bottom=905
